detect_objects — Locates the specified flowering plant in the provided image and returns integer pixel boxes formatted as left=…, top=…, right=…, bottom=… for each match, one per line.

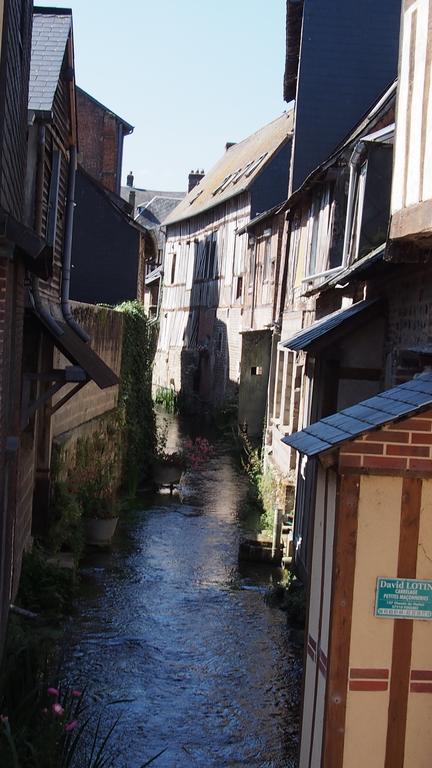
left=0, top=686, right=166, bottom=767
left=155, top=435, right=214, bottom=472
left=66, top=434, right=120, bottom=520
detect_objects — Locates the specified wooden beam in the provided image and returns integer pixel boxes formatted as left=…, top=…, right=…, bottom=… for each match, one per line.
left=322, top=474, right=360, bottom=768
left=384, top=476, right=421, bottom=768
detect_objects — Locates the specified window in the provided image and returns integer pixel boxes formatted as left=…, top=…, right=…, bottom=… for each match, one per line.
left=305, top=184, right=334, bottom=277
left=248, top=240, right=255, bottom=288
left=347, top=161, right=368, bottom=263
left=244, top=153, right=268, bottom=177
left=208, top=236, right=216, bottom=277
left=236, top=275, right=243, bottom=300
left=170, top=252, right=177, bottom=284
left=251, top=366, right=263, bottom=376
left=263, top=237, right=272, bottom=282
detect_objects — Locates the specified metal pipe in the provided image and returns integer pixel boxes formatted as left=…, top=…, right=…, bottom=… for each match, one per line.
left=250, top=238, right=258, bottom=329
left=61, top=145, right=90, bottom=341
left=301, top=265, right=344, bottom=283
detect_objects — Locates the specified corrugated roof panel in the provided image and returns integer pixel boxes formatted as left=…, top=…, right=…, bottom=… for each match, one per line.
left=283, top=372, right=432, bottom=457
left=281, top=299, right=379, bottom=352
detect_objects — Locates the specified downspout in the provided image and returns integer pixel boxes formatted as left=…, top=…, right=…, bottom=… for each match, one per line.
left=342, top=141, right=365, bottom=265
left=30, top=123, right=64, bottom=336
left=250, top=237, right=258, bottom=329
left=61, top=145, right=90, bottom=341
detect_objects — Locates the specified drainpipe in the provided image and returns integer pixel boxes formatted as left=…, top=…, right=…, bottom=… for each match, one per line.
left=61, top=145, right=90, bottom=341
left=342, top=141, right=365, bottom=265
left=250, top=236, right=258, bottom=329
left=30, top=123, right=64, bottom=336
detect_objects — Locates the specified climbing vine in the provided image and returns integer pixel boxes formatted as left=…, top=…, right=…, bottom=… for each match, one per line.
left=116, top=301, right=157, bottom=493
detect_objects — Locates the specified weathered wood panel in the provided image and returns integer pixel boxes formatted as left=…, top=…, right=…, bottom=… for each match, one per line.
left=0, top=0, right=32, bottom=219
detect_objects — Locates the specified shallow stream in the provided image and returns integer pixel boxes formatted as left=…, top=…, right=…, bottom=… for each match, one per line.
left=62, top=421, right=300, bottom=767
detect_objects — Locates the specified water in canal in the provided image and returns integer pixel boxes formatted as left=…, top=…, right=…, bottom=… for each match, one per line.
left=62, top=420, right=301, bottom=767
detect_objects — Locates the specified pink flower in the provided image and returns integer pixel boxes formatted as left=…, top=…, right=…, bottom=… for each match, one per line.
left=47, top=687, right=59, bottom=697
left=52, top=703, right=65, bottom=717
left=71, top=690, right=82, bottom=698
left=64, top=720, right=78, bottom=732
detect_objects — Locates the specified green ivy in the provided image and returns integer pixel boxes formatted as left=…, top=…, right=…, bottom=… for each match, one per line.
left=154, top=386, right=178, bottom=414
left=115, top=301, right=157, bottom=494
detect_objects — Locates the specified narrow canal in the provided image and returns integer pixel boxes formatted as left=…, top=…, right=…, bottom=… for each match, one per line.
left=62, top=421, right=301, bottom=767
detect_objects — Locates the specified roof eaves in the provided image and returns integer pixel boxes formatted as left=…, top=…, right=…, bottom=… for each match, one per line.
left=76, top=86, right=134, bottom=133
left=280, top=298, right=381, bottom=352
left=236, top=203, right=283, bottom=235
left=283, top=372, right=432, bottom=457
left=281, top=81, right=397, bottom=213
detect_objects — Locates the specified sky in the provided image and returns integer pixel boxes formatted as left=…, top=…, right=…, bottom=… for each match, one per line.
left=37, top=0, right=287, bottom=192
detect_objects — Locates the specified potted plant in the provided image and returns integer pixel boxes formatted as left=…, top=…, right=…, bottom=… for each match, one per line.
left=153, top=435, right=214, bottom=490
left=67, top=433, right=121, bottom=547
left=81, top=490, right=120, bottom=547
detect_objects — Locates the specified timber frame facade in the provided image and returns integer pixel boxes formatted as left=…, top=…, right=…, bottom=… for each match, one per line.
left=154, top=112, right=294, bottom=436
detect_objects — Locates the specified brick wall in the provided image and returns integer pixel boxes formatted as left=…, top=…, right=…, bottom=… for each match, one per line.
left=76, top=89, right=122, bottom=195
left=52, top=303, right=123, bottom=437
left=385, top=265, right=432, bottom=354
left=339, top=410, right=432, bottom=474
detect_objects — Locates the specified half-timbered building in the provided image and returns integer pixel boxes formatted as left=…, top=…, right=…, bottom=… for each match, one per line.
left=153, top=112, right=294, bottom=431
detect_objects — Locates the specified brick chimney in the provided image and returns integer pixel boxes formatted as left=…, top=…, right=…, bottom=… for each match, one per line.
left=127, top=170, right=134, bottom=187
left=225, top=142, right=236, bottom=151
left=188, top=169, right=205, bottom=193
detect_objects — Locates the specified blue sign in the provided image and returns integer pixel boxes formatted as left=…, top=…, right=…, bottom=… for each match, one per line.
left=375, top=577, right=432, bottom=620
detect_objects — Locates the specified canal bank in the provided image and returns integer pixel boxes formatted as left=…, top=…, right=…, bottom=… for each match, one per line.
left=61, top=425, right=301, bottom=767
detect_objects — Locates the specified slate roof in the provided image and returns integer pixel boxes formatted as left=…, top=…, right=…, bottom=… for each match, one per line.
left=136, top=196, right=184, bottom=229
left=29, top=10, right=71, bottom=113
left=120, top=187, right=185, bottom=211
left=281, top=298, right=379, bottom=352
left=283, top=372, right=432, bottom=457
left=163, top=110, right=294, bottom=226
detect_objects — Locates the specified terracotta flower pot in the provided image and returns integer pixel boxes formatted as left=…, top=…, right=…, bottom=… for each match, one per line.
left=84, top=516, right=119, bottom=546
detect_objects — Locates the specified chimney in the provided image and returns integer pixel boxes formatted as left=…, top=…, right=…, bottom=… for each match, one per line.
left=127, top=171, right=134, bottom=187
left=225, top=142, right=236, bottom=152
left=188, top=169, right=205, bottom=193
